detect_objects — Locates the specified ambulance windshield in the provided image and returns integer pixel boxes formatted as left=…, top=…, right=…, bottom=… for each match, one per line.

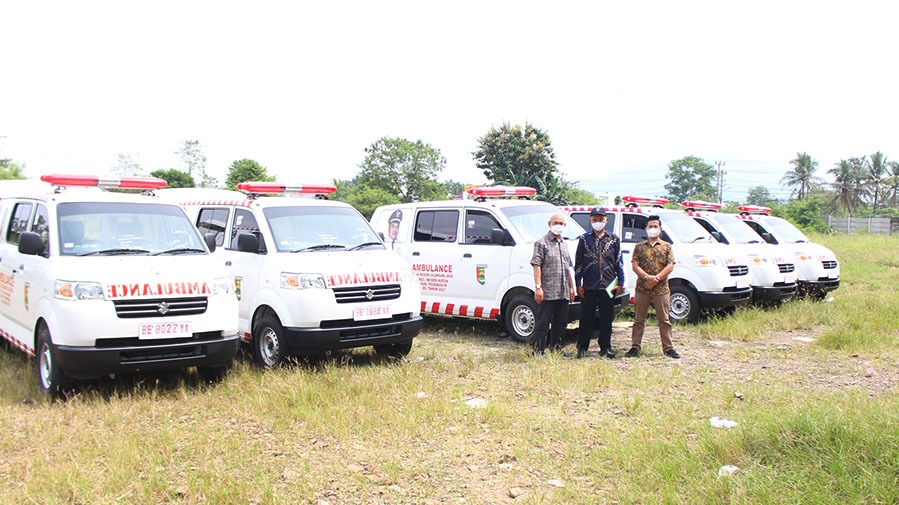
left=57, top=202, right=206, bottom=256
left=263, top=206, right=383, bottom=252
left=501, top=205, right=586, bottom=243
left=711, top=216, right=765, bottom=244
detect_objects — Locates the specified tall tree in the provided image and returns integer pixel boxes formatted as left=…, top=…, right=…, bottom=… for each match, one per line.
left=150, top=168, right=195, bottom=188
left=176, top=140, right=216, bottom=187
left=887, top=160, right=899, bottom=208
left=663, top=155, right=716, bottom=202
left=746, top=185, right=775, bottom=206
left=864, top=151, right=889, bottom=213
left=225, top=159, right=275, bottom=190
left=473, top=122, right=567, bottom=203
left=357, top=137, right=446, bottom=202
left=112, top=154, right=142, bottom=176
left=0, top=159, right=26, bottom=180
left=828, top=159, right=865, bottom=213
left=782, top=152, right=821, bottom=201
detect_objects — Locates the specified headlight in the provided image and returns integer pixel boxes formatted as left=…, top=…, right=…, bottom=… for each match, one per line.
left=55, top=281, right=105, bottom=300
left=280, top=273, right=326, bottom=289
left=693, top=255, right=723, bottom=267
left=794, top=252, right=814, bottom=262
left=211, top=276, right=235, bottom=295
left=747, top=254, right=772, bottom=264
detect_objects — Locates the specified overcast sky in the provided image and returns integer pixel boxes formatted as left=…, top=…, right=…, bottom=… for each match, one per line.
left=2, top=1, right=897, bottom=202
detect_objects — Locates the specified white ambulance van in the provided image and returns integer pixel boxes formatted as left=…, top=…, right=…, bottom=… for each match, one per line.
left=681, top=201, right=798, bottom=304
left=370, top=186, right=606, bottom=344
left=564, top=196, right=753, bottom=322
left=734, top=205, right=840, bottom=298
left=0, top=175, right=239, bottom=397
left=158, top=182, right=422, bottom=367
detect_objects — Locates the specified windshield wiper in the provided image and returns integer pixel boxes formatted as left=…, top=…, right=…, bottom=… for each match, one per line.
left=151, top=248, right=206, bottom=256
left=78, top=248, right=150, bottom=256
left=291, top=244, right=347, bottom=253
left=690, top=236, right=708, bottom=243
left=747, top=239, right=761, bottom=244
left=347, top=242, right=384, bottom=251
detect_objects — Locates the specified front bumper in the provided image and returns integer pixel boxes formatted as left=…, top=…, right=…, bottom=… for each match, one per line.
left=697, top=287, right=753, bottom=309
left=799, top=278, right=841, bottom=294
left=751, top=282, right=798, bottom=304
left=283, top=314, right=423, bottom=354
left=55, top=332, right=240, bottom=379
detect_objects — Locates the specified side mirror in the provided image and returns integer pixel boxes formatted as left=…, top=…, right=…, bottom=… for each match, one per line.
left=761, top=232, right=774, bottom=244
left=490, top=228, right=508, bottom=245
left=710, top=231, right=723, bottom=243
left=237, top=232, right=259, bottom=253
left=378, top=231, right=385, bottom=241
left=204, top=232, right=217, bottom=253
left=18, top=231, right=44, bottom=256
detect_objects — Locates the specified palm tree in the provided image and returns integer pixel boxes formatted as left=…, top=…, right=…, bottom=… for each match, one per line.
left=829, top=159, right=865, bottom=213
left=886, top=160, right=899, bottom=209
left=782, top=152, right=821, bottom=201
left=865, top=151, right=889, bottom=213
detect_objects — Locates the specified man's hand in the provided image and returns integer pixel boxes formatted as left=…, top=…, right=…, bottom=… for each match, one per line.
left=534, top=288, right=544, bottom=304
left=569, top=288, right=576, bottom=302
left=613, top=285, right=624, bottom=295
left=576, top=286, right=585, bottom=299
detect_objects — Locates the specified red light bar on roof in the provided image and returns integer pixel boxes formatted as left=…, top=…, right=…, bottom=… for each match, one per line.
left=236, top=182, right=337, bottom=194
left=621, top=195, right=669, bottom=206
left=736, top=205, right=772, bottom=214
left=681, top=200, right=722, bottom=211
left=466, top=186, right=537, bottom=197
left=40, top=174, right=167, bottom=190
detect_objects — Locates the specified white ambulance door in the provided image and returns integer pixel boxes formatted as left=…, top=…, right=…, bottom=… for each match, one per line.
left=19, top=203, right=50, bottom=332
left=224, top=207, right=266, bottom=332
left=454, top=209, right=513, bottom=310
left=2, top=201, right=35, bottom=332
left=407, top=209, right=461, bottom=309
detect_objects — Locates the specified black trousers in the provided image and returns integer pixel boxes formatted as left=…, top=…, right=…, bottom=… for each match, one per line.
left=577, top=289, right=615, bottom=352
left=533, top=299, right=569, bottom=353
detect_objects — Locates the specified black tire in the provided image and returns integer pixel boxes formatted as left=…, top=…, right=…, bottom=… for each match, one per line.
left=35, top=325, right=71, bottom=398
left=197, top=361, right=233, bottom=383
left=503, top=294, right=538, bottom=344
left=374, top=340, right=413, bottom=359
left=252, top=314, right=288, bottom=368
left=668, top=285, right=700, bottom=323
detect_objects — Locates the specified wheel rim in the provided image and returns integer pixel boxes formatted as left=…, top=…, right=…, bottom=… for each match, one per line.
left=669, top=293, right=690, bottom=321
left=258, top=327, right=280, bottom=366
left=39, top=343, right=52, bottom=389
left=510, top=304, right=535, bottom=338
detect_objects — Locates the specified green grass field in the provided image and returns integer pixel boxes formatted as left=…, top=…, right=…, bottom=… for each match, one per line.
left=1, top=233, right=896, bottom=504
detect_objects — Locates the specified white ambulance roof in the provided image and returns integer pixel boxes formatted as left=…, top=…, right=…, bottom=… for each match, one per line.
left=157, top=187, right=356, bottom=210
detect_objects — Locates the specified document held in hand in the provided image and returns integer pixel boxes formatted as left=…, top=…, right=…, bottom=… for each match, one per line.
left=605, top=277, right=619, bottom=298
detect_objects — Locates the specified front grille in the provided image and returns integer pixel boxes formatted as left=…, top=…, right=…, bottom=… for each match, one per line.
left=332, top=284, right=401, bottom=304
left=114, top=297, right=208, bottom=319
left=822, top=260, right=838, bottom=269
left=778, top=263, right=795, bottom=273
left=727, top=265, right=749, bottom=276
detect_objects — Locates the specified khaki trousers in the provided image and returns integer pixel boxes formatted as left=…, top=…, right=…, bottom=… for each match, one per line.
left=631, top=291, right=674, bottom=351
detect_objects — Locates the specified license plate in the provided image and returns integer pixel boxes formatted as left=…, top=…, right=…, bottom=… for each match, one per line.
left=139, top=322, right=192, bottom=339
left=736, top=278, right=750, bottom=289
left=784, top=273, right=797, bottom=283
left=354, top=305, right=391, bottom=321
left=828, top=271, right=838, bottom=279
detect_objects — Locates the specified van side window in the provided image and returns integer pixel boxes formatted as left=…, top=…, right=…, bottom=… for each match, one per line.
left=464, top=210, right=503, bottom=245
left=695, top=219, right=727, bottom=244
left=197, top=207, right=230, bottom=247
left=744, top=221, right=776, bottom=244
left=30, top=204, right=50, bottom=256
left=414, top=210, right=458, bottom=242
left=6, top=202, right=34, bottom=245
left=230, top=208, right=266, bottom=252
left=621, top=213, right=648, bottom=243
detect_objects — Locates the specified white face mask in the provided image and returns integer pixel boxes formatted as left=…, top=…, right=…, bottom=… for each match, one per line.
left=591, top=222, right=606, bottom=232
left=647, top=227, right=661, bottom=238
left=550, top=224, right=565, bottom=235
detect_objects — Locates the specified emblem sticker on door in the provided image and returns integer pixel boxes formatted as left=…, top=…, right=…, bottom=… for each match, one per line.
left=476, top=264, right=487, bottom=285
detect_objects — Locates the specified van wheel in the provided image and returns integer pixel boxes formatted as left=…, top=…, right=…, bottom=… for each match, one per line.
left=36, top=326, right=70, bottom=398
left=668, top=286, right=700, bottom=323
left=252, top=314, right=288, bottom=368
left=504, top=295, right=537, bottom=344
left=374, top=340, right=413, bottom=358
left=198, top=361, right=233, bottom=383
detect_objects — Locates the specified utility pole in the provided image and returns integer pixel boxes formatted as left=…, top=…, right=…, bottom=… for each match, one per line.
left=715, top=160, right=726, bottom=202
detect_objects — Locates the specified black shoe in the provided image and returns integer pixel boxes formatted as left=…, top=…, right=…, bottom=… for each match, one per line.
left=599, top=349, right=616, bottom=359
left=624, top=347, right=640, bottom=358
left=562, top=352, right=575, bottom=359
left=576, top=349, right=588, bottom=359
left=664, top=348, right=681, bottom=359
